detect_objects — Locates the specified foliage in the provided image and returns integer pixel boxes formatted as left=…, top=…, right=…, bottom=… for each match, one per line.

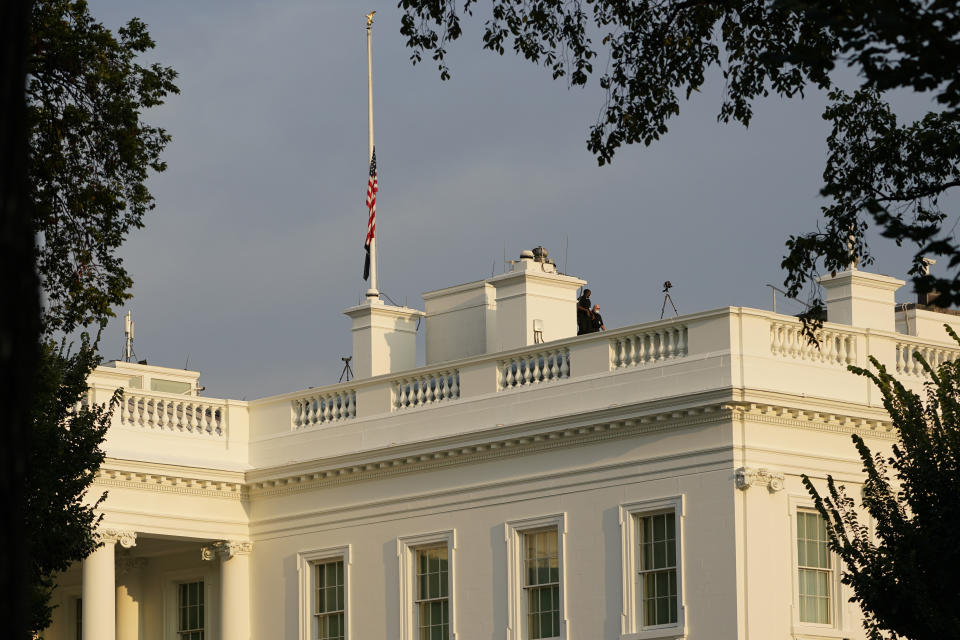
left=1, top=0, right=40, bottom=637
left=802, top=326, right=960, bottom=639
left=24, top=0, right=176, bottom=633
left=26, top=339, right=118, bottom=633
left=28, top=0, right=178, bottom=335
left=397, top=0, right=960, bottom=318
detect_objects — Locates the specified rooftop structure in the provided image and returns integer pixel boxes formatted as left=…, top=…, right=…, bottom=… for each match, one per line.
left=45, top=258, right=960, bottom=640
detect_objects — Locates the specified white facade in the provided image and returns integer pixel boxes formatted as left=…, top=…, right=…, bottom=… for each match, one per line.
left=43, top=259, right=960, bottom=640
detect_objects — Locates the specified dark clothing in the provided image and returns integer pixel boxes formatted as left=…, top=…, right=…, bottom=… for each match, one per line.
left=592, top=312, right=604, bottom=332
left=577, top=295, right=593, bottom=335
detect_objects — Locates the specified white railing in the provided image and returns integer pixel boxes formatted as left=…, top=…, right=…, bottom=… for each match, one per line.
left=393, top=369, right=460, bottom=410
left=291, top=388, right=356, bottom=429
left=770, top=322, right=857, bottom=366
left=120, top=392, right=225, bottom=436
left=896, top=341, right=960, bottom=376
left=499, top=348, right=570, bottom=390
left=611, top=325, right=688, bottom=369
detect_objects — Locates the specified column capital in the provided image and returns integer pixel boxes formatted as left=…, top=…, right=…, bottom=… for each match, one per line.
left=735, top=466, right=785, bottom=493
left=201, top=540, right=253, bottom=561
left=96, top=528, right=137, bottom=548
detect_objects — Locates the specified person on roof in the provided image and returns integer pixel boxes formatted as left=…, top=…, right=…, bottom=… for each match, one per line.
left=591, top=304, right=605, bottom=332
left=577, top=289, right=594, bottom=335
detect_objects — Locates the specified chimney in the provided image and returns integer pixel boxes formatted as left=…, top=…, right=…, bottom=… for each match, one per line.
left=818, top=269, right=904, bottom=332
left=487, top=247, right=585, bottom=352
left=422, top=246, right=585, bottom=364
left=344, top=299, right=423, bottom=379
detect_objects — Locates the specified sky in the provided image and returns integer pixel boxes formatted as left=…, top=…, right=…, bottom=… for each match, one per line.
left=85, top=0, right=946, bottom=400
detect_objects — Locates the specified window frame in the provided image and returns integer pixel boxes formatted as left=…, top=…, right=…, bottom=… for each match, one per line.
left=618, top=496, right=685, bottom=640
left=505, top=513, right=567, bottom=640
left=397, top=530, right=457, bottom=640
left=788, top=497, right=846, bottom=638
left=298, top=545, right=352, bottom=640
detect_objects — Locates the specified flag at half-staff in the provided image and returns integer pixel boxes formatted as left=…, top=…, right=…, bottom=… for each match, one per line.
left=363, top=147, right=378, bottom=280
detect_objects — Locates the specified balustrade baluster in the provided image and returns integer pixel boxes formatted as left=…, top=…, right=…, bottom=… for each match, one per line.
left=300, top=398, right=310, bottom=427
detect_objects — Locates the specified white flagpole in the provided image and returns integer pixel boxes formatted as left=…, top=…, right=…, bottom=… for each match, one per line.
left=365, top=11, right=379, bottom=300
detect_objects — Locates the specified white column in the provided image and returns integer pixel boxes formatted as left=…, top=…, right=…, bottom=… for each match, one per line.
left=203, top=541, right=253, bottom=640
left=82, top=529, right=136, bottom=640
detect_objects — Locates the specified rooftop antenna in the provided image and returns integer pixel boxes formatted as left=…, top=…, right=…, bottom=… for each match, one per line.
left=339, top=356, right=354, bottom=383
left=563, top=234, right=569, bottom=274
left=660, top=281, right=679, bottom=319
left=122, top=311, right=137, bottom=362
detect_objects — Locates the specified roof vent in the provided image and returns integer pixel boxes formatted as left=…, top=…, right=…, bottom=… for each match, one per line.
left=519, top=250, right=534, bottom=260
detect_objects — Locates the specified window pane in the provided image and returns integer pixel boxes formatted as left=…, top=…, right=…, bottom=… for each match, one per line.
left=653, top=514, right=665, bottom=540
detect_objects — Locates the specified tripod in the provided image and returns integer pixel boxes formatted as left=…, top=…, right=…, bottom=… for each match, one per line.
left=339, top=357, right=354, bottom=383
left=660, top=281, right=679, bottom=319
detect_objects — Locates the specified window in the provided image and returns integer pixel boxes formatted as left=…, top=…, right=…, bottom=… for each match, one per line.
left=505, top=514, right=566, bottom=640
left=177, top=581, right=204, bottom=640
left=151, top=378, right=192, bottom=394
left=637, top=513, right=677, bottom=627
left=397, top=531, right=456, bottom=640
left=298, top=545, right=351, bottom=640
left=75, top=597, right=82, bottom=640
left=315, top=559, right=345, bottom=640
left=523, top=529, right=560, bottom=639
left=415, top=546, right=450, bottom=640
left=619, top=497, right=684, bottom=639
left=797, top=510, right=832, bottom=624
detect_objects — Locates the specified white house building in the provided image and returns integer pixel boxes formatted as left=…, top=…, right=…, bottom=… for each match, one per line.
left=42, top=251, right=958, bottom=640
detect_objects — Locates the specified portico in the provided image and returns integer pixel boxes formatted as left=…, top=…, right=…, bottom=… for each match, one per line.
left=53, top=531, right=252, bottom=640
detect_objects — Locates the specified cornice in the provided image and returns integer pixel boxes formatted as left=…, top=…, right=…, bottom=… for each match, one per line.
left=90, top=397, right=897, bottom=503
left=248, top=404, right=734, bottom=498
left=93, top=466, right=248, bottom=501
left=724, top=401, right=895, bottom=439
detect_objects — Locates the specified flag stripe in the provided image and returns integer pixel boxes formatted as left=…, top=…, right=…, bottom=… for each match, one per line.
left=363, top=148, right=377, bottom=280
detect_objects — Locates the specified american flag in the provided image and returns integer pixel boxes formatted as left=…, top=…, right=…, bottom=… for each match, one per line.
left=363, top=147, right=378, bottom=280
